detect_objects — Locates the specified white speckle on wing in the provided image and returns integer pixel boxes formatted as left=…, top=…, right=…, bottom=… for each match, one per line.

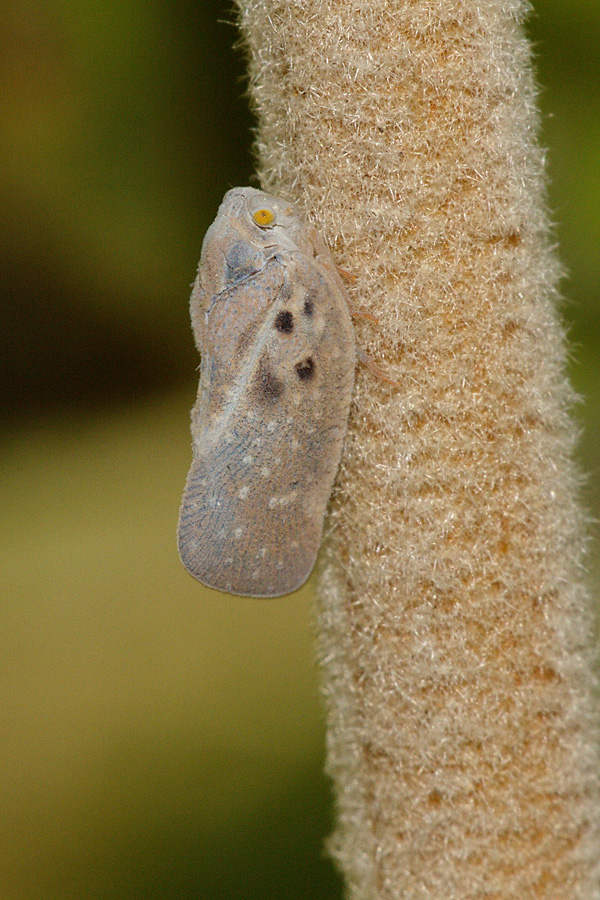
left=238, top=485, right=249, bottom=499
left=268, top=493, right=297, bottom=509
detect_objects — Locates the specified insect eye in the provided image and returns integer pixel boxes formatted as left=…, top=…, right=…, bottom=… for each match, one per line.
left=252, top=208, right=275, bottom=227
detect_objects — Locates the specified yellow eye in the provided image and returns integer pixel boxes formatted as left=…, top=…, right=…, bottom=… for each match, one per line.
left=252, top=208, right=275, bottom=227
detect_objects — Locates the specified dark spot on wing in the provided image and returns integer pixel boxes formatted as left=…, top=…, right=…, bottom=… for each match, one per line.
left=255, top=359, right=285, bottom=402
left=262, top=371, right=284, bottom=401
left=275, top=310, right=294, bottom=333
left=303, top=295, right=315, bottom=317
left=295, top=357, right=315, bottom=381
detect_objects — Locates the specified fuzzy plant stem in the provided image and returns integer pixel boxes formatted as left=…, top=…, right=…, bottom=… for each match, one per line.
left=234, top=1, right=600, bottom=896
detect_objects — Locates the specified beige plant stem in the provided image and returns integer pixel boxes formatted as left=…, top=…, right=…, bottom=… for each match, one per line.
left=235, top=1, right=600, bottom=896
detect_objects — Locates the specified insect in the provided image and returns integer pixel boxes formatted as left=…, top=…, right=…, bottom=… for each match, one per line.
left=177, top=186, right=356, bottom=597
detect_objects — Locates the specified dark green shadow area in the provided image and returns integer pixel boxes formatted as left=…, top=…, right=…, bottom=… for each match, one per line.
left=113, top=766, right=343, bottom=900
left=26, top=741, right=344, bottom=900
left=1, top=0, right=254, bottom=425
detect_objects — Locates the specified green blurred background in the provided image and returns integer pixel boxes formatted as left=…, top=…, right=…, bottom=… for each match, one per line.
left=1, top=1, right=598, bottom=897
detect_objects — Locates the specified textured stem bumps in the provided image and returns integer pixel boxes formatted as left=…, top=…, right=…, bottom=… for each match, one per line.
left=235, top=0, right=600, bottom=896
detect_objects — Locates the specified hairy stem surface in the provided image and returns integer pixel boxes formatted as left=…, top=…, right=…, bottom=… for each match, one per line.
left=235, top=1, right=599, bottom=896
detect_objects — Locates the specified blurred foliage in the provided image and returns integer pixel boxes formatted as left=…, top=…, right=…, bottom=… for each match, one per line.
left=527, top=0, right=600, bottom=519
left=1, top=0, right=598, bottom=897
left=1, top=0, right=254, bottom=422
left=1, top=396, right=342, bottom=899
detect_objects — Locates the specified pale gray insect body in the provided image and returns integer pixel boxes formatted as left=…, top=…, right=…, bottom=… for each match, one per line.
left=178, top=187, right=355, bottom=597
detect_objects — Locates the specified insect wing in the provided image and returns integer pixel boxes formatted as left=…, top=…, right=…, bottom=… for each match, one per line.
left=178, top=190, right=355, bottom=597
